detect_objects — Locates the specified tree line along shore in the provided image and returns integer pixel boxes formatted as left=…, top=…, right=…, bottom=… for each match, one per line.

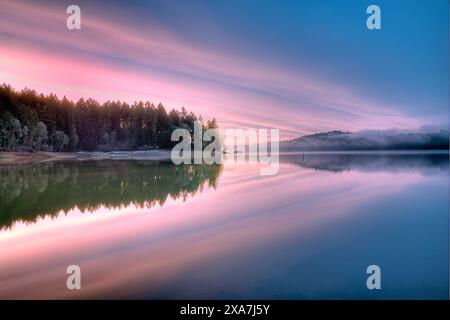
left=0, top=84, right=218, bottom=153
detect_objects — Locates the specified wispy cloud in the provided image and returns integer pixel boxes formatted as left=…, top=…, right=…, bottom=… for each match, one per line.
left=0, top=0, right=428, bottom=139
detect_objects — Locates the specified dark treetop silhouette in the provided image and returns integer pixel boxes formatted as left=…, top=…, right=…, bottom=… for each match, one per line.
left=0, top=84, right=218, bottom=152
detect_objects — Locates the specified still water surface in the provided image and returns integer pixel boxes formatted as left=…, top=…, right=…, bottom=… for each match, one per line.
left=0, top=152, right=448, bottom=299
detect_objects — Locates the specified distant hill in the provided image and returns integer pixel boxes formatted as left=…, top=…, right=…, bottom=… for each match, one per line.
left=280, top=130, right=449, bottom=151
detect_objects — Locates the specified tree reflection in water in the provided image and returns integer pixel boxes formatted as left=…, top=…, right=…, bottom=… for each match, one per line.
left=0, top=160, right=223, bottom=229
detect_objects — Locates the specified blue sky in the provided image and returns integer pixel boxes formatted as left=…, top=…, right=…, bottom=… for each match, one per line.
left=125, top=0, right=448, bottom=117
left=1, top=0, right=448, bottom=137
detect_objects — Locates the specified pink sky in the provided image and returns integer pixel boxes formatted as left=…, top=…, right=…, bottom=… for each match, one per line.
left=0, top=0, right=428, bottom=139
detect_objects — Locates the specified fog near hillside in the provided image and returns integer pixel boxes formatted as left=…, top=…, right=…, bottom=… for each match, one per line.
left=280, top=129, right=449, bottom=151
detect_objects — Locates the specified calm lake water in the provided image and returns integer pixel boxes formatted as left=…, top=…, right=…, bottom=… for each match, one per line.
left=0, top=152, right=448, bottom=299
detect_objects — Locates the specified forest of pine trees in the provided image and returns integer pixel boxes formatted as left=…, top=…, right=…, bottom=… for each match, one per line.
left=0, top=84, right=219, bottom=152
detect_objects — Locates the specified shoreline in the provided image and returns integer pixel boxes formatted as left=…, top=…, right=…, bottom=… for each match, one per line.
left=0, top=150, right=172, bottom=165
left=0, top=149, right=448, bottom=166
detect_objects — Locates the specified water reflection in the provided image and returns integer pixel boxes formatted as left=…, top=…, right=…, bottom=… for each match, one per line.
left=0, top=161, right=223, bottom=229
left=0, top=153, right=448, bottom=299
left=280, top=152, right=449, bottom=173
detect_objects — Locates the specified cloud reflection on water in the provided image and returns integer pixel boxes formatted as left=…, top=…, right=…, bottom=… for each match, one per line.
left=0, top=153, right=447, bottom=299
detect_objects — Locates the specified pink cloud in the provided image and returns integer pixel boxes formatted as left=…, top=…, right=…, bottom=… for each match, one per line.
left=0, top=0, right=425, bottom=139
